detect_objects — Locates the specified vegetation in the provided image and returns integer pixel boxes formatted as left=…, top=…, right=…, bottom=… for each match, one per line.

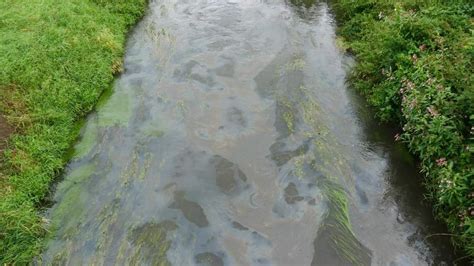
left=0, top=0, right=146, bottom=262
left=332, top=0, right=473, bottom=257
left=316, top=179, right=371, bottom=265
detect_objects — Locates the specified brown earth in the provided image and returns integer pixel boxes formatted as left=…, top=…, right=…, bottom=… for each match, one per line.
left=0, top=115, right=13, bottom=155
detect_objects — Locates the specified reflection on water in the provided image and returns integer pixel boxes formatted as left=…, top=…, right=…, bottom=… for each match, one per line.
left=42, top=0, right=460, bottom=265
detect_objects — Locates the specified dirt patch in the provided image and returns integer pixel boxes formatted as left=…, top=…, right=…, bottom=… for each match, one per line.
left=0, top=115, right=14, bottom=155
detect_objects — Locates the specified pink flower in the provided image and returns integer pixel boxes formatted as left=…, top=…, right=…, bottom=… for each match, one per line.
left=436, top=158, right=447, bottom=166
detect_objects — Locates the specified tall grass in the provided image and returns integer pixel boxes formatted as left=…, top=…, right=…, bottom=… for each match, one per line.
left=0, top=0, right=146, bottom=262
left=331, top=0, right=473, bottom=258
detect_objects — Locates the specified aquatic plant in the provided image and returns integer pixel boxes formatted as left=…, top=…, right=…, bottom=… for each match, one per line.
left=128, top=222, right=171, bottom=265
left=315, top=178, right=371, bottom=266
left=273, top=60, right=367, bottom=264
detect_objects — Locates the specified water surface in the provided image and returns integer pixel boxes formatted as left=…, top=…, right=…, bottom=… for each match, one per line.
left=42, top=0, right=459, bottom=265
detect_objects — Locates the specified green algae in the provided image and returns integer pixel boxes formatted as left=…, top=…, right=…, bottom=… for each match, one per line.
left=93, top=199, right=121, bottom=263
left=300, top=100, right=369, bottom=264
left=115, top=237, right=131, bottom=264
left=118, top=149, right=154, bottom=184
left=195, top=252, right=224, bottom=266
left=120, top=150, right=139, bottom=187
left=265, top=62, right=367, bottom=264
left=275, top=98, right=299, bottom=137
left=128, top=222, right=171, bottom=266
left=144, top=128, right=165, bottom=138
left=97, top=88, right=133, bottom=127
left=50, top=187, right=85, bottom=238
left=283, top=112, right=295, bottom=134
left=175, top=99, right=188, bottom=119
left=42, top=164, right=97, bottom=264
left=51, top=249, right=69, bottom=265
left=73, top=120, right=99, bottom=159
left=139, top=152, right=153, bottom=180
left=285, top=57, right=306, bottom=72
left=293, top=156, right=306, bottom=179
left=55, top=163, right=97, bottom=195
left=140, top=115, right=166, bottom=138
left=49, top=163, right=97, bottom=239
left=314, top=179, right=371, bottom=266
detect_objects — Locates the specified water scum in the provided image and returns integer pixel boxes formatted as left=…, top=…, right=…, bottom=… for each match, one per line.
left=39, top=0, right=458, bottom=265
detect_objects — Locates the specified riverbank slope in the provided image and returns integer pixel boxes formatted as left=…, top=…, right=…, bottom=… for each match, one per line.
left=332, top=0, right=473, bottom=258
left=0, top=0, right=146, bottom=262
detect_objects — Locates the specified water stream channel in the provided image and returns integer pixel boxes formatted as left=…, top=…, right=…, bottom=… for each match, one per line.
left=42, top=0, right=460, bottom=265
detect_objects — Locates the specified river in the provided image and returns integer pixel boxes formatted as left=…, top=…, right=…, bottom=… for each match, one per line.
left=41, top=0, right=459, bottom=265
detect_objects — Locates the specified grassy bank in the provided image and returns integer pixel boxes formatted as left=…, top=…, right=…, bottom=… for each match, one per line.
left=331, top=0, right=473, bottom=258
left=0, top=0, right=146, bottom=262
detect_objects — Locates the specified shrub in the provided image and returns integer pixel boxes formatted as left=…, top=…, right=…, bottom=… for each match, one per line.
left=332, top=0, right=473, bottom=258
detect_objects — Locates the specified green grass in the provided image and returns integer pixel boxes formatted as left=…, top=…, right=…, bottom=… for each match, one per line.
left=331, top=0, right=473, bottom=258
left=0, top=0, right=147, bottom=262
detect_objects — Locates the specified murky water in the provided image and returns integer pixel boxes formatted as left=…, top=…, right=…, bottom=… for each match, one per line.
left=42, top=0, right=460, bottom=265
